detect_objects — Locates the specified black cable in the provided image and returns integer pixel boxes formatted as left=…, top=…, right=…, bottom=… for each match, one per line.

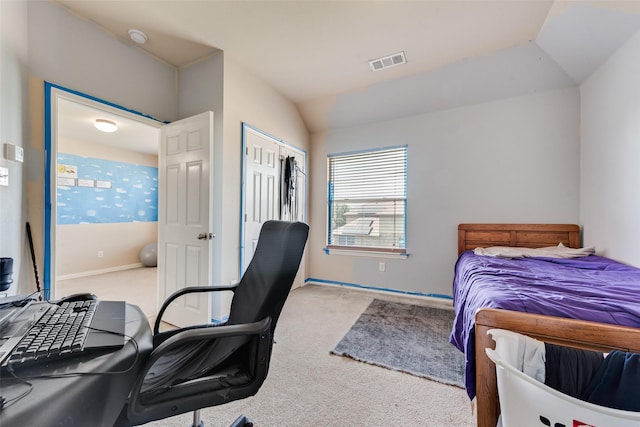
left=2, top=301, right=144, bottom=413
left=25, top=222, right=41, bottom=298
left=1, top=328, right=142, bottom=411
left=2, top=368, right=34, bottom=409
left=0, top=292, right=39, bottom=310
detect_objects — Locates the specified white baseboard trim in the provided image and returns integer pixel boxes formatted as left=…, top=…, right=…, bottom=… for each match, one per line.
left=57, top=263, right=145, bottom=281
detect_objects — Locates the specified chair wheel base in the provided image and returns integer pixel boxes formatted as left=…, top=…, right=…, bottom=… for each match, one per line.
left=230, top=414, right=253, bottom=427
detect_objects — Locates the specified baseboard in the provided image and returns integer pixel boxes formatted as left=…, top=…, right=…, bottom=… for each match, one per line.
left=304, top=278, right=453, bottom=304
left=57, top=263, right=145, bottom=281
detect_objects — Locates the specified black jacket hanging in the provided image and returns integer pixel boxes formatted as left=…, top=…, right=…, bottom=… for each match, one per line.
left=283, top=156, right=296, bottom=215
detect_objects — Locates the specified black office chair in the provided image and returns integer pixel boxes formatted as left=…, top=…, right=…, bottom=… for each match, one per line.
left=115, top=220, right=309, bottom=427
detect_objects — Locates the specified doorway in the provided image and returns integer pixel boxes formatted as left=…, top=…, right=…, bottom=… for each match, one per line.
left=46, top=84, right=217, bottom=328
left=44, top=83, right=162, bottom=302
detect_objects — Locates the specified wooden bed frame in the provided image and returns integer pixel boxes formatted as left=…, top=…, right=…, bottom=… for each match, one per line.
left=457, top=224, right=640, bottom=427
left=475, top=309, right=640, bottom=427
left=457, top=223, right=581, bottom=255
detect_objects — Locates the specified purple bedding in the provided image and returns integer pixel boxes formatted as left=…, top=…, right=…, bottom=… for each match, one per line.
left=449, top=251, right=640, bottom=399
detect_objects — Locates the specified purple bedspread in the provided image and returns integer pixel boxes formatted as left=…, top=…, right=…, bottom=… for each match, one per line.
left=449, top=251, right=640, bottom=399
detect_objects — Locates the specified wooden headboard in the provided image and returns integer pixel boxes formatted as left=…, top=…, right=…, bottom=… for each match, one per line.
left=458, top=223, right=581, bottom=255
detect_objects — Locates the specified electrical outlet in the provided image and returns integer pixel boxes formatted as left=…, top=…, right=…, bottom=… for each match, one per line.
left=379, top=262, right=386, bottom=272
left=98, top=251, right=104, bottom=258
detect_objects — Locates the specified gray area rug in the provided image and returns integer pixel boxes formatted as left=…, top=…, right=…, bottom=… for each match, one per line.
left=331, top=299, right=465, bottom=387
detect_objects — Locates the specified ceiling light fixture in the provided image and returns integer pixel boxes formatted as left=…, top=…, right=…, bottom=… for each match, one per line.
left=128, top=29, right=148, bottom=44
left=95, top=119, right=118, bottom=133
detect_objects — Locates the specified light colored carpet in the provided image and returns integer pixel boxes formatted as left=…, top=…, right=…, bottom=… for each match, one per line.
left=56, top=271, right=476, bottom=426
left=331, top=299, right=465, bottom=388
left=56, top=267, right=158, bottom=319
left=144, top=284, right=475, bottom=427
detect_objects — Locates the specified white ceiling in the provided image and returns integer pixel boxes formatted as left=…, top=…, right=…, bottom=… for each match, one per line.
left=53, top=0, right=640, bottom=138
left=57, top=98, right=160, bottom=155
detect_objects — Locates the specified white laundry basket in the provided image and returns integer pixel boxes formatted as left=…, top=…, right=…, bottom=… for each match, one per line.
left=486, top=329, right=640, bottom=427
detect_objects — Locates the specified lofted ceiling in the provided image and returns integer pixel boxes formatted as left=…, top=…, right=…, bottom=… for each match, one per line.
left=53, top=0, right=640, bottom=135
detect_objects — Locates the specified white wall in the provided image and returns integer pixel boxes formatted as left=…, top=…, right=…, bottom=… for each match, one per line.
left=28, top=2, right=177, bottom=123
left=7, top=1, right=307, bottom=299
left=580, top=29, right=640, bottom=267
left=8, top=0, right=628, bottom=302
left=177, top=53, right=225, bottom=285
left=222, top=55, right=310, bottom=284
left=177, top=54, right=309, bottom=319
left=0, top=1, right=29, bottom=295
left=19, top=1, right=177, bottom=294
left=309, top=87, right=581, bottom=297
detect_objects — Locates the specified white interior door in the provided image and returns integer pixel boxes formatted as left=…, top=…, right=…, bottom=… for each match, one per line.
left=242, top=128, right=280, bottom=273
left=158, top=111, right=214, bottom=327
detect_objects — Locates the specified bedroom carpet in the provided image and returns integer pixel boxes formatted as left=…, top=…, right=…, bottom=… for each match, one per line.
left=143, top=284, right=474, bottom=426
left=331, top=298, right=465, bottom=388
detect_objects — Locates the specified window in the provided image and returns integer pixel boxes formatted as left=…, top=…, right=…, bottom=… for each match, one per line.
left=327, top=146, right=407, bottom=254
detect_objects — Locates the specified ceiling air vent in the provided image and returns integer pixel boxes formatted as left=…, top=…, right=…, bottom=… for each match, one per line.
left=368, top=51, right=407, bottom=72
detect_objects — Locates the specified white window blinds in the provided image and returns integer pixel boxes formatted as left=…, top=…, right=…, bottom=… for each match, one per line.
left=327, top=146, right=407, bottom=253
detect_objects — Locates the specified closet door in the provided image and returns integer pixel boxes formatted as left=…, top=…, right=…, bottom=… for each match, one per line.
left=242, top=127, right=280, bottom=273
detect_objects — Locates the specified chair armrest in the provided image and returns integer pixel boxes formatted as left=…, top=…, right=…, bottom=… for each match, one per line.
left=152, top=317, right=271, bottom=358
left=127, top=317, right=272, bottom=420
left=154, top=284, right=239, bottom=334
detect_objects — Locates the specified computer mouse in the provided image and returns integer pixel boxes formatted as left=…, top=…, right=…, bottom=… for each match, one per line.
left=56, top=293, right=98, bottom=304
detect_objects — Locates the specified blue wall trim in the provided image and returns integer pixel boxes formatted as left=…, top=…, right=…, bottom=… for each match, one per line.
left=44, top=82, right=164, bottom=300
left=243, top=123, right=308, bottom=156
left=239, top=123, right=248, bottom=277
left=45, top=82, right=166, bottom=123
left=327, top=144, right=407, bottom=158
left=322, top=247, right=409, bottom=258
left=44, top=84, right=53, bottom=300
left=210, top=315, right=229, bottom=325
left=305, top=277, right=453, bottom=300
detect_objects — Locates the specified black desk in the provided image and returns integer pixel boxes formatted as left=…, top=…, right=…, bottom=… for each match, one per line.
left=0, top=302, right=153, bottom=426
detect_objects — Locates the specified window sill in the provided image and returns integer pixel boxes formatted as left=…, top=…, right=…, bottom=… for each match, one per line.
left=323, top=247, right=409, bottom=259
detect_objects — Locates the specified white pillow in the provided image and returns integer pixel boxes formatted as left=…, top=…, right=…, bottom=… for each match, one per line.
left=474, top=243, right=595, bottom=259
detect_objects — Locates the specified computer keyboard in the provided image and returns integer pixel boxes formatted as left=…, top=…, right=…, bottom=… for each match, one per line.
left=6, top=300, right=98, bottom=367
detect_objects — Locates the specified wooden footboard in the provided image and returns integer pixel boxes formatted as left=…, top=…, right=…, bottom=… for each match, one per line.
left=475, top=309, right=640, bottom=427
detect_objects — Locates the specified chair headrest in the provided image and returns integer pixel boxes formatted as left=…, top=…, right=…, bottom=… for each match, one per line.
left=228, top=221, right=309, bottom=330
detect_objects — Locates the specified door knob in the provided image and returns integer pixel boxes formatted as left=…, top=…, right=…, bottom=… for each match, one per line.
left=198, top=233, right=215, bottom=240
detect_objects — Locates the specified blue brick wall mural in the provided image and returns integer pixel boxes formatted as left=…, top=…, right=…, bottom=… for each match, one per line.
left=57, top=152, right=158, bottom=224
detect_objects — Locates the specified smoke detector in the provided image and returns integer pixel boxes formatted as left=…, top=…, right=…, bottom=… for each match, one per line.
left=128, top=29, right=148, bottom=44
left=369, top=51, right=407, bottom=72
